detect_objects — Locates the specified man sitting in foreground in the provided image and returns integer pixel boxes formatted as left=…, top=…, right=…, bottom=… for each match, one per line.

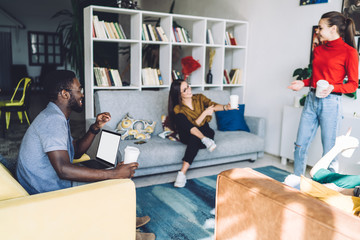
left=285, top=128, right=360, bottom=197
left=16, top=70, right=154, bottom=240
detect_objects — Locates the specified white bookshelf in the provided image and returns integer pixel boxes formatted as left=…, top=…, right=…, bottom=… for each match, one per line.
left=84, top=5, right=249, bottom=119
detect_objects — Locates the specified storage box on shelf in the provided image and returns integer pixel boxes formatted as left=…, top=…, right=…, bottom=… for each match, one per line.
left=84, top=5, right=248, bottom=119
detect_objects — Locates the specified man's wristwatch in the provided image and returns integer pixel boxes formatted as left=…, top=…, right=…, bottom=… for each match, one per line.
left=353, top=186, right=360, bottom=197
left=89, top=124, right=101, bottom=135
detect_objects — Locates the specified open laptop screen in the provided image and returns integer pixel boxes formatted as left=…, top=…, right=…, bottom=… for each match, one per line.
left=96, top=129, right=121, bottom=165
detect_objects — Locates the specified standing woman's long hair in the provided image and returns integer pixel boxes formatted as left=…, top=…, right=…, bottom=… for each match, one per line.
left=322, top=11, right=357, bottom=49
left=168, top=80, right=184, bottom=131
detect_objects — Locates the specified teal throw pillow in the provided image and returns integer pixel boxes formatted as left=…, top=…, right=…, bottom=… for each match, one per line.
left=215, top=104, right=250, bottom=132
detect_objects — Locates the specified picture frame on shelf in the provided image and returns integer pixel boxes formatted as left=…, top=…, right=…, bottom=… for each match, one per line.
left=342, top=0, right=360, bottom=35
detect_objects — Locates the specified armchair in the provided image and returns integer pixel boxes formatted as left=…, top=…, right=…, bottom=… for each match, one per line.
left=0, top=163, right=136, bottom=240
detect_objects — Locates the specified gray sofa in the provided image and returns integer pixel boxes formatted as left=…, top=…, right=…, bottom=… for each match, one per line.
left=86, top=90, right=265, bottom=177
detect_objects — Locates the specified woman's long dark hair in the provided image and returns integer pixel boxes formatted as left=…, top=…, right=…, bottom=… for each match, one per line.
left=321, top=11, right=357, bottom=49
left=168, top=80, right=184, bottom=131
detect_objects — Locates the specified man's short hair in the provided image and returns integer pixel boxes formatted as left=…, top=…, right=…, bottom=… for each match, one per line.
left=44, top=70, right=76, bottom=102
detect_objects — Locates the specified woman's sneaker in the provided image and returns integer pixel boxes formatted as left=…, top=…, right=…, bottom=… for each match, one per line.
left=174, top=171, right=187, bottom=187
left=201, top=137, right=217, bottom=152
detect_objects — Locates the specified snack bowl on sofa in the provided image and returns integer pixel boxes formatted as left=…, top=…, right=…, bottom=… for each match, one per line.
left=86, top=90, right=265, bottom=177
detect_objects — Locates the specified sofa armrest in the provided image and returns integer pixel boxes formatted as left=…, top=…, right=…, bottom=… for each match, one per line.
left=0, top=179, right=136, bottom=240
left=0, top=163, right=29, bottom=201
left=216, top=168, right=360, bottom=240
left=244, top=116, right=265, bottom=138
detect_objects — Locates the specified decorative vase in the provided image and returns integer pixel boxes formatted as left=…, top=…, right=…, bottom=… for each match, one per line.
left=206, top=70, right=213, bottom=84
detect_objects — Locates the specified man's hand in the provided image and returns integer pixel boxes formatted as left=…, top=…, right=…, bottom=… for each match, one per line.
left=113, top=162, right=139, bottom=178
left=94, top=112, right=111, bottom=129
left=288, top=80, right=304, bottom=91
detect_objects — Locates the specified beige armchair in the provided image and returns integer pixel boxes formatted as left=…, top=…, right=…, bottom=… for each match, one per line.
left=0, top=163, right=136, bottom=240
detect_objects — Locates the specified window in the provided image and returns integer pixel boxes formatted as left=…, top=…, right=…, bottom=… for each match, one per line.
left=28, top=31, right=63, bottom=66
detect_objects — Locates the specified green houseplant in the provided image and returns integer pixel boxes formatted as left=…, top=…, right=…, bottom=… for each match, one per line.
left=292, top=63, right=312, bottom=106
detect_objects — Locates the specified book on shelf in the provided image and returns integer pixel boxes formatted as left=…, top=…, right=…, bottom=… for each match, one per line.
left=223, top=69, right=230, bottom=84
left=151, top=25, right=159, bottom=41
left=172, top=28, right=179, bottom=42
left=229, top=32, right=237, bottom=45
left=156, top=26, right=168, bottom=42
left=172, top=70, right=183, bottom=81
left=92, top=15, right=126, bottom=40
left=94, top=67, right=122, bottom=87
left=114, top=22, right=125, bottom=39
left=154, top=26, right=163, bottom=41
left=227, top=68, right=242, bottom=84
left=207, top=29, right=214, bottom=44
left=225, top=31, right=229, bottom=45
left=118, top=24, right=126, bottom=39
left=147, top=24, right=156, bottom=41
left=157, top=69, right=163, bottom=85
left=180, top=28, right=188, bottom=43
left=93, top=16, right=106, bottom=39
left=110, top=22, right=120, bottom=39
left=141, top=68, right=162, bottom=86
left=176, top=28, right=185, bottom=43
left=104, top=22, right=115, bottom=39
left=142, top=24, right=150, bottom=41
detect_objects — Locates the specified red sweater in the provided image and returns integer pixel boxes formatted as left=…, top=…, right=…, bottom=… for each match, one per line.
left=303, top=38, right=359, bottom=93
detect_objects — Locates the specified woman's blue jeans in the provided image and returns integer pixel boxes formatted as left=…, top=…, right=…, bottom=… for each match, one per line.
left=293, top=91, right=342, bottom=176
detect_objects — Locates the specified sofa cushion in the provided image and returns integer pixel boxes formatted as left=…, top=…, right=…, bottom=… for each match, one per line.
left=215, top=104, right=250, bottom=132
left=118, top=130, right=264, bottom=169
left=116, top=113, right=156, bottom=140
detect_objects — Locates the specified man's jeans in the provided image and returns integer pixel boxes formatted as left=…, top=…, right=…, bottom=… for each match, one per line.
left=294, top=91, right=342, bottom=176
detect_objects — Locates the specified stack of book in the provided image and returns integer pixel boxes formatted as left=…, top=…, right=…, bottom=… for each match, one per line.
left=93, top=15, right=127, bottom=39
left=225, top=31, right=237, bottom=45
left=142, top=24, right=168, bottom=42
left=172, top=27, right=191, bottom=43
left=94, top=67, right=122, bottom=87
left=224, top=69, right=242, bottom=84
left=206, top=29, right=214, bottom=44
left=141, top=68, right=163, bottom=86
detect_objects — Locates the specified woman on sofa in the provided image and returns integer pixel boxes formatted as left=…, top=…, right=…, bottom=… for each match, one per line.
left=168, top=80, right=233, bottom=187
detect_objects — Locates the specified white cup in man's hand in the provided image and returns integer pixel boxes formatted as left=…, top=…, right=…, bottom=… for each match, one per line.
left=230, top=95, right=239, bottom=109
left=316, top=80, right=329, bottom=98
left=124, top=146, right=140, bottom=164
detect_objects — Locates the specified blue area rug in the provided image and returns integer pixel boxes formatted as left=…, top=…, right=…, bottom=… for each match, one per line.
left=136, top=166, right=290, bottom=240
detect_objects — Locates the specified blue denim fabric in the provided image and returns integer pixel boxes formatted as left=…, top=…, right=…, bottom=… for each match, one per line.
left=293, top=91, right=342, bottom=176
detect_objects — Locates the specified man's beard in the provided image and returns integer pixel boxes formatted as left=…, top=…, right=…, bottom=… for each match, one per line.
left=69, top=95, right=84, bottom=113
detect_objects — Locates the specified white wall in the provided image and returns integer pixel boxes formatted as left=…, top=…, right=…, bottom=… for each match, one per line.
left=140, top=0, right=345, bottom=156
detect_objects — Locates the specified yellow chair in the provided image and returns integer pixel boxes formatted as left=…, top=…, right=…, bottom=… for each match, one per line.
left=0, top=161, right=136, bottom=240
left=0, top=77, right=32, bottom=136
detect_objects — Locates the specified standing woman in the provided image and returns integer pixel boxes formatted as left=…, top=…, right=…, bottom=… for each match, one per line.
left=288, top=11, right=359, bottom=176
left=168, top=80, right=232, bottom=187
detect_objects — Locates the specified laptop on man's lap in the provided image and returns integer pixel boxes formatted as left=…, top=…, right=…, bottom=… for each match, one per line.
left=80, top=129, right=121, bottom=169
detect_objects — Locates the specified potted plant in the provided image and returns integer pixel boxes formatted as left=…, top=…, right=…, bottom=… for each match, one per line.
left=292, top=63, right=312, bottom=106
